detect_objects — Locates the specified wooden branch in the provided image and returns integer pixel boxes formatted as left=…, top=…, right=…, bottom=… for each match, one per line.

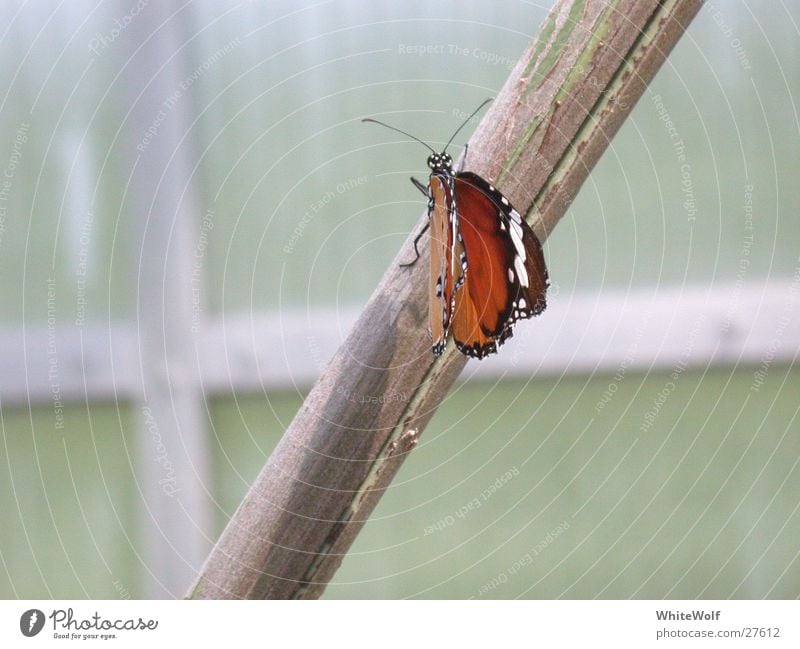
left=189, top=0, right=704, bottom=599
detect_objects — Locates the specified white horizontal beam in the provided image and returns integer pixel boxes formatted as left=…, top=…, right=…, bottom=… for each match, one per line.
left=1, top=280, right=797, bottom=406
left=0, top=322, right=141, bottom=405
left=472, top=279, right=800, bottom=381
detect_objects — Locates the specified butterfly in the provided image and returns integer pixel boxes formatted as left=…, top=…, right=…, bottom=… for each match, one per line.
left=364, top=100, right=548, bottom=359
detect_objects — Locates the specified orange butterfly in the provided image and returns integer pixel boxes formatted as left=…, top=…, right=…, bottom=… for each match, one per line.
left=365, top=101, right=548, bottom=358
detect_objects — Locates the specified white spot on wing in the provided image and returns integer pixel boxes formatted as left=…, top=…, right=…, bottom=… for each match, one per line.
left=514, top=255, right=529, bottom=287
left=508, top=218, right=526, bottom=261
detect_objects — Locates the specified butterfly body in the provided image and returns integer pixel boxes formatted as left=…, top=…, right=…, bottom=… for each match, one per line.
left=423, top=153, right=548, bottom=359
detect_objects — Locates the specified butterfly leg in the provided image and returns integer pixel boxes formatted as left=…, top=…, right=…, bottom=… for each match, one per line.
left=400, top=221, right=429, bottom=267
left=400, top=177, right=431, bottom=267
left=410, top=176, right=429, bottom=197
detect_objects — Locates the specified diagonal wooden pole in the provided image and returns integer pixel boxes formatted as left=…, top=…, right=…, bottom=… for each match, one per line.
left=189, top=0, right=704, bottom=599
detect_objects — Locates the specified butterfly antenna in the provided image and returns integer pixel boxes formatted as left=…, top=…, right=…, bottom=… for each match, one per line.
left=362, top=118, right=436, bottom=154
left=444, top=98, right=493, bottom=153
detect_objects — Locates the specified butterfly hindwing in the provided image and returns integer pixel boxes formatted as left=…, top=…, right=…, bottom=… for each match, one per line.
left=449, top=172, right=548, bottom=358
left=428, top=175, right=448, bottom=354
left=428, top=175, right=466, bottom=355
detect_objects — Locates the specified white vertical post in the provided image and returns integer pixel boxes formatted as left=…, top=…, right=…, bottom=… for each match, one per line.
left=121, top=2, right=212, bottom=597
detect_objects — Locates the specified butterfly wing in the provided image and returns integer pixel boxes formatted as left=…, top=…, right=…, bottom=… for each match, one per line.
left=428, top=174, right=466, bottom=355
left=450, top=172, right=548, bottom=358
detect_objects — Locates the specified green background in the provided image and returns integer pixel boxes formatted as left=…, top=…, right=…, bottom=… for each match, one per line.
left=0, top=1, right=797, bottom=598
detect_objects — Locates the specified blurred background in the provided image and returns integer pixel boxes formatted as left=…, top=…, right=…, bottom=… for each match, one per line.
left=0, top=0, right=798, bottom=599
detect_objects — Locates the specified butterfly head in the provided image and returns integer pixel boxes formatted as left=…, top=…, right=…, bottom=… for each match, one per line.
left=427, top=152, right=453, bottom=172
